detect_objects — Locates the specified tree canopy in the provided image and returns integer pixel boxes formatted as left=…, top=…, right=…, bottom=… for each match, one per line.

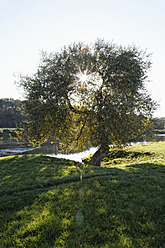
left=17, top=39, right=156, bottom=165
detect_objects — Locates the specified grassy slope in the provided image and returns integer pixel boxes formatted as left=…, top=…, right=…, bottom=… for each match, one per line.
left=0, top=142, right=165, bottom=248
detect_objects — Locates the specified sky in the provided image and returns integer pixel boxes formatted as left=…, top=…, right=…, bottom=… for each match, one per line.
left=0, top=0, right=164, bottom=117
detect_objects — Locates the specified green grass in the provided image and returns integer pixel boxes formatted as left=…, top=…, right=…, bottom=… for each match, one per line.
left=0, top=142, right=165, bottom=248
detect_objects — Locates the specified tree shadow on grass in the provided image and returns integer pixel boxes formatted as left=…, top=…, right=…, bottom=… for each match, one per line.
left=0, top=155, right=165, bottom=247
left=0, top=154, right=84, bottom=195
left=125, top=161, right=165, bottom=174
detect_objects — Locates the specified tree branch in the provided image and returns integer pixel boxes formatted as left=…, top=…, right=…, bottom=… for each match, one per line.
left=76, top=122, right=86, bottom=145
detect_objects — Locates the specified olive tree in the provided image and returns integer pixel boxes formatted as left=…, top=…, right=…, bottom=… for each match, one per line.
left=18, top=39, right=156, bottom=166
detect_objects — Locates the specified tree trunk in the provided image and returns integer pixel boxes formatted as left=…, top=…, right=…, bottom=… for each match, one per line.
left=88, top=145, right=109, bottom=166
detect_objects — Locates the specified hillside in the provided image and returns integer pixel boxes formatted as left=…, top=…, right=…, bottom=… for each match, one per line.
left=0, top=142, right=165, bottom=247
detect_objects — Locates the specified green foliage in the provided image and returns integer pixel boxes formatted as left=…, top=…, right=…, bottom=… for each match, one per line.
left=153, top=117, right=165, bottom=133
left=17, top=40, right=156, bottom=150
left=0, top=142, right=165, bottom=247
left=0, top=98, right=26, bottom=128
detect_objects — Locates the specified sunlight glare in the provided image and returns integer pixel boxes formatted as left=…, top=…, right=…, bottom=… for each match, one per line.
left=69, top=68, right=103, bottom=107
left=76, top=70, right=90, bottom=84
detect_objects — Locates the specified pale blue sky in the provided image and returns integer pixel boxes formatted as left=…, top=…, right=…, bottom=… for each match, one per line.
left=0, top=0, right=164, bottom=117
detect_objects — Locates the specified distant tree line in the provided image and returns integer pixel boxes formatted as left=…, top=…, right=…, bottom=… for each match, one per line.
left=154, top=117, right=165, bottom=132
left=0, top=98, right=26, bottom=128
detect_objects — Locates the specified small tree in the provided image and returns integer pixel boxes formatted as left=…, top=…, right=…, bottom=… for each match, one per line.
left=18, top=39, right=156, bottom=166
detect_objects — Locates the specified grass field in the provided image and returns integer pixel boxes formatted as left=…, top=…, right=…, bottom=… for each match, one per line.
left=0, top=142, right=165, bottom=247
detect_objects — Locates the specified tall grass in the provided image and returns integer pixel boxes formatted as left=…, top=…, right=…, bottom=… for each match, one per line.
left=0, top=142, right=165, bottom=247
